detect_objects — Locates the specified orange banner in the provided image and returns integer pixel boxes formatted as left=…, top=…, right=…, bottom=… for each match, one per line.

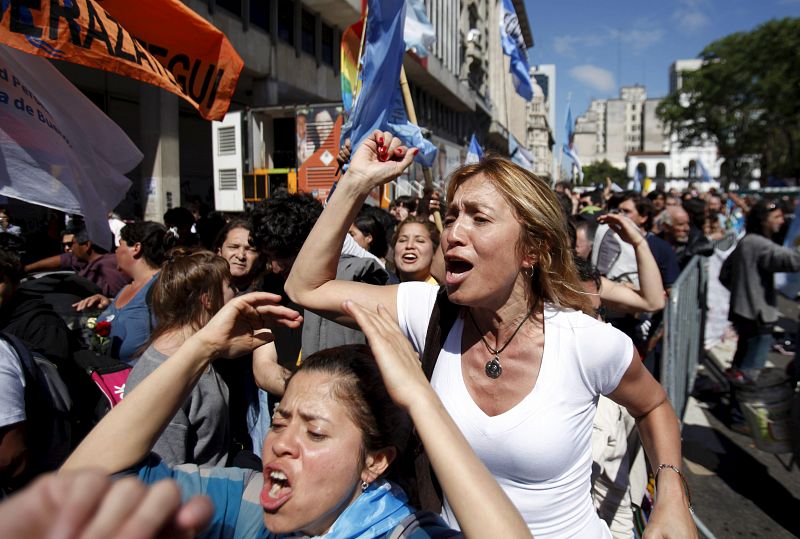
left=0, top=0, right=243, bottom=121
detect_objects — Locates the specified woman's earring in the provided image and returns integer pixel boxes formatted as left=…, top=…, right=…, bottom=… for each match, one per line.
left=361, top=481, right=369, bottom=491
left=522, top=266, right=534, bottom=279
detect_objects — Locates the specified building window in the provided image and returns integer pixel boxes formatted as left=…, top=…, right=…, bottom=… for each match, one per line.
left=217, top=0, right=242, bottom=17
left=321, top=23, right=334, bottom=66
left=250, top=0, right=268, bottom=31
left=301, top=9, right=315, bottom=55
left=656, top=162, right=666, bottom=178
left=277, top=0, right=293, bottom=43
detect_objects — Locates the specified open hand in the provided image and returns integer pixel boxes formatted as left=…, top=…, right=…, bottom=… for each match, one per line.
left=0, top=470, right=213, bottom=539
left=194, top=292, right=303, bottom=360
left=598, top=212, right=646, bottom=247
left=342, top=300, right=431, bottom=411
left=73, top=293, right=111, bottom=312
left=343, top=130, right=417, bottom=192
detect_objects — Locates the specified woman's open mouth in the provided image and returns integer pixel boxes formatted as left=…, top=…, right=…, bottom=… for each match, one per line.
left=261, top=469, right=293, bottom=512
left=445, top=258, right=473, bottom=285
left=401, top=253, right=418, bottom=263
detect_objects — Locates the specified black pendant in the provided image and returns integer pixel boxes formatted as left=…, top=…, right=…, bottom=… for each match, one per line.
left=485, top=356, right=502, bottom=379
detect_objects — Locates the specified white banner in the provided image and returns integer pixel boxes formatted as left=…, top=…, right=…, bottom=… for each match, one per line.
left=0, top=45, right=141, bottom=249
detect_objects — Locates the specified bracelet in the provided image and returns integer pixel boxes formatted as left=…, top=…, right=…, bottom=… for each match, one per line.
left=655, top=463, right=694, bottom=514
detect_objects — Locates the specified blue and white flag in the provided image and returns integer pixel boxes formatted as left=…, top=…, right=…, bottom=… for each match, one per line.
left=561, top=103, right=584, bottom=181
left=628, top=167, right=643, bottom=192
left=697, top=158, right=712, bottom=182
left=341, top=0, right=437, bottom=167
left=499, top=0, right=532, bottom=101
left=404, top=0, right=436, bottom=58
left=509, top=135, right=534, bottom=170
left=465, top=134, right=484, bottom=164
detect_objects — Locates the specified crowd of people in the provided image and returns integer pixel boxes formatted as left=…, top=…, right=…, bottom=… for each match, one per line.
left=2, top=130, right=796, bottom=538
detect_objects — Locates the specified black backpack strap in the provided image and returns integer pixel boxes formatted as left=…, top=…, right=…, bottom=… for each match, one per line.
left=404, top=287, right=460, bottom=514
left=420, top=286, right=460, bottom=380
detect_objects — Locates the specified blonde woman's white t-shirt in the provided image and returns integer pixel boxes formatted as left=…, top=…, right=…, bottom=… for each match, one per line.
left=396, top=282, right=633, bottom=539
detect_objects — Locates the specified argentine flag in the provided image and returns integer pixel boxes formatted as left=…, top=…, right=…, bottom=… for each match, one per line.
left=465, top=134, right=484, bottom=164
left=499, top=0, right=533, bottom=100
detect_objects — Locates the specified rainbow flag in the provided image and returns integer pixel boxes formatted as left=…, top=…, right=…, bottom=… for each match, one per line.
left=340, top=18, right=364, bottom=113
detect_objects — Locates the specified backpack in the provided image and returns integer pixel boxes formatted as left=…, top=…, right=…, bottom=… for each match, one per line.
left=1, top=333, right=73, bottom=474
left=73, top=350, right=132, bottom=414
left=402, top=287, right=460, bottom=513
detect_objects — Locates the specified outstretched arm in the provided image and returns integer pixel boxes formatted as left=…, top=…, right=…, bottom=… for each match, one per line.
left=609, top=356, right=697, bottom=539
left=344, top=301, right=531, bottom=539
left=597, top=213, right=665, bottom=313
left=285, top=131, right=417, bottom=327
left=62, top=293, right=302, bottom=474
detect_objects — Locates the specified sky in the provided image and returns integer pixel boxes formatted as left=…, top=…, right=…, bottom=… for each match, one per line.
left=522, top=0, right=800, bottom=147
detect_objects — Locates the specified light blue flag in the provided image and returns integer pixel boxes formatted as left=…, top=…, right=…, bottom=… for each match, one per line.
left=499, top=0, right=533, bottom=101
left=341, top=0, right=437, bottom=167
left=561, top=103, right=584, bottom=181
left=629, top=167, right=643, bottom=192
left=509, top=135, right=533, bottom=170
left=697, top=159, right=712, bottom=182
left=404, top=0, right=436, bottom=58
left=465, top=134, right=484, bottom=164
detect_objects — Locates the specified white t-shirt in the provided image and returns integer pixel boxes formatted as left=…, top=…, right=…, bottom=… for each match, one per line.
left=396, top=282, right=633, bottom=538
left=0, top=339, right=26, bottom=428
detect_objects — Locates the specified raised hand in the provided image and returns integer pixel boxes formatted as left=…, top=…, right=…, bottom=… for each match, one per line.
left=194, top=292, right=303, bottom=360
left=342, top=130, right=417, bottom=192
left=598, top=212, right=647, bottom=247
left=342, top=299, right=430, bottom=411
left=0, top=470, right=213, bottom=539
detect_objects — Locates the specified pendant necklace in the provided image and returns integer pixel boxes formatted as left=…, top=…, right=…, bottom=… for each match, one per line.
left=467, top=308, right=533, bottom=379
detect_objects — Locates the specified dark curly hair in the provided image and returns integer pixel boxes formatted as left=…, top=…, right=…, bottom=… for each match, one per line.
left=119, top=221, right=176, bottom=268
left=249, top=192, right=323, bottom=259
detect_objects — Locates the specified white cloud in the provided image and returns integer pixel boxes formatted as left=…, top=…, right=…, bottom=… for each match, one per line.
left=673, top=0, right=711, bottom=32
left=554, top=25, right=663, bottom=58
left=611, top=27, right=666, bottom=53
left=570, top=65, right=616, bottom=93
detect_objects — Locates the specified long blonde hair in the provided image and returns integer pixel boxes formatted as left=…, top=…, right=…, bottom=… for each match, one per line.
left=446, top=157, right=592, bottom=315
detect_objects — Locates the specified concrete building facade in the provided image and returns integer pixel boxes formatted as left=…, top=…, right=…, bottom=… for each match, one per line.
left=48, top=0, right=538, bottom=217
left=526, top=78, right=554, bottom=181
left=574, top=61, right=722, bottom=182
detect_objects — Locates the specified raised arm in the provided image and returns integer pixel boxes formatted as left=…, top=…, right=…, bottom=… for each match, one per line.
left=62, top=293, right=302, bottom=474
left=284, top=131, right=416, bottom=327
left=344, top=301, right=531, bottom=539
left=609, top=356, right=697, bottom=539
left=252, top=341, right=291, bottom=396
left=597, top=213, right=665, bottom=313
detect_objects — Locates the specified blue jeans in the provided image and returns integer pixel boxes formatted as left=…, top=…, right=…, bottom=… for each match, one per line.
left=248, top=389, right=272, bottom=457
left=732, top=315, right=773, bottom=372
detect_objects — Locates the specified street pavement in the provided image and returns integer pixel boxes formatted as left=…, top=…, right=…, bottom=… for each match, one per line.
left=682, top=295, right=799, bottom=538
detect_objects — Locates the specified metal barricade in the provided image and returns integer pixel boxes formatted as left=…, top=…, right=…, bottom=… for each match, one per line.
left=662, top=255, right=708, bottom=422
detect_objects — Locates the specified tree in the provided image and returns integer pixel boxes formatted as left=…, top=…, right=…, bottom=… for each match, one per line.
left=582, top=160, right=627, bottom=187
left=657, top=18, right=800, bottom=184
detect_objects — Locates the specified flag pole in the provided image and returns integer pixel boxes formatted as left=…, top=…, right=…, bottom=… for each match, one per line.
left=353, top=5, right=369, bottom=100
left=399, top=64, right=442, bottom=231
